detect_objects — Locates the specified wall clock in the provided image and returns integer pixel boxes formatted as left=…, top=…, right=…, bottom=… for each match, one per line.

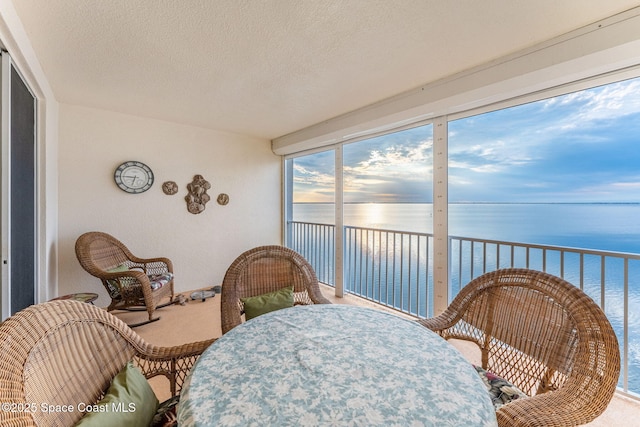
left=114, top=161, right=154, bottom=193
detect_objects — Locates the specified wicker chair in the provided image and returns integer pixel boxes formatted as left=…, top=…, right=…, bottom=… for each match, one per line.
left=0, top=300, right=215, bottom=427
left=75, top=231, right=174, bottom=327
left=221, top=245, right=331, bottom=334
left=417, top=268, right=620, bottom=427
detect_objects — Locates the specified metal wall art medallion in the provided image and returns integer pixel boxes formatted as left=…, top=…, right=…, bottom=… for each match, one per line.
left=185, top=175, right=211, bottom=214
left=162, top=181, right=178, bottom=195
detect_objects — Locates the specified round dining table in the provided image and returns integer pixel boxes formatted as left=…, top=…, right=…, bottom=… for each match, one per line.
left=178, top=304, right=497, bottom=426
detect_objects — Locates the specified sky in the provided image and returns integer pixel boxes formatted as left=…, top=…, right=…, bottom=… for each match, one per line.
left=293, top=76, right=640, bottom=203
left=292, top=126, right=433, bottom=203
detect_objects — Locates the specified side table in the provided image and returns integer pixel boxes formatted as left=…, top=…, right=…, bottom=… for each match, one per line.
left=50, top=292, right=99, bottom=305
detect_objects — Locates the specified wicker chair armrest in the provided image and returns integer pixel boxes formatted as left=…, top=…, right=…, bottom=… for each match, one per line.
left=104, top=269, right=150, bottom=289
left=496, top=389, right=584, bottom=427
left=128, top=256, right=173, bottom=272
left=103, top=270, right=159, bottom=304
left=416, top=310, right=463, bottom=334
left=134, top=338, right=216, bottom=397
left=313, top=294, right=332, bottom=304
left=135, top=338, right=215, bottom=362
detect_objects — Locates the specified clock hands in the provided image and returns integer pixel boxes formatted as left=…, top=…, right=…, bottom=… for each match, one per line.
left=115, top=161, right=154, bottom=193
left=123, top=174, right=141, bottom=186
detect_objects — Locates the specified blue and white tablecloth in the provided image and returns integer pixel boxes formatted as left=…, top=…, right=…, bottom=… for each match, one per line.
left=178, top=304, right=497, bottom=427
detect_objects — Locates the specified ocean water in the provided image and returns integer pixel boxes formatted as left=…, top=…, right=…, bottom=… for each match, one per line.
left=294, top=202, right=640, bottom=253
left=292, top=202, right=640, bottom=394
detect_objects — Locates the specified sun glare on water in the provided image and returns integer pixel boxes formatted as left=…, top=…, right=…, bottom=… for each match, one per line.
left=364, top=203, right=385, bottom=227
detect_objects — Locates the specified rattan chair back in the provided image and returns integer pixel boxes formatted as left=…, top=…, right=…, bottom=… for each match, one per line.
left=75, top=231, right=174, bottom=326
left=0, top=300, right=214, bottom=427
left=418, top=268, right=620, bottom=427
left=220, top=245, right=331, bottom=334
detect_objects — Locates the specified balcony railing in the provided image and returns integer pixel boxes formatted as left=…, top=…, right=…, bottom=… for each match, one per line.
left=287, top=220, right=640, bottom=398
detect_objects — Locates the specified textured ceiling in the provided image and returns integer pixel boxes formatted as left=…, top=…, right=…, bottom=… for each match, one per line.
left=10, top=0, right=640, bottom=140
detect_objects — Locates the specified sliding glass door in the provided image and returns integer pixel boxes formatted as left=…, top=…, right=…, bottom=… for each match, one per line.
left=1, top=51, right=37, bottom=318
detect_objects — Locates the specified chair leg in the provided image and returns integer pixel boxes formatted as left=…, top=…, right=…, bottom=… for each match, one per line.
left=122, top=298, right=173, bottom=311
left=128, top=316, right=161, bottom=328
left=120, top=295, right=172, bottom=326
left=156, top=300, right=174, bottom=309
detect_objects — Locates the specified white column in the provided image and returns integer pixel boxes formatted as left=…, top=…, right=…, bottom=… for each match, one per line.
left=432, top=117, right=449, bottom=315
left=282, top=158, right=293, bottom=247
left=334, top=146, right=344, bottom=298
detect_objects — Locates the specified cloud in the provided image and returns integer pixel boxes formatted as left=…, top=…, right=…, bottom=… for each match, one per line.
left=449, top=138, right=537, bottom=176
left=293, top=77, right=640, bottom=204
left=539, top=79, right=640, bottom=136
left=343, top=136, right=433, bottom=202
left=291, top=126, right=434, bottom=202
left=292, top=160, right=335, bottom=202
left=449, top=77, right=640, bottom=202
left=575, top=179, right=640, bottom=201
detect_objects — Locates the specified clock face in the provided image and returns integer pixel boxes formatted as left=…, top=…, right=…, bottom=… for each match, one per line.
left=114, top=161, right=154, bottom=193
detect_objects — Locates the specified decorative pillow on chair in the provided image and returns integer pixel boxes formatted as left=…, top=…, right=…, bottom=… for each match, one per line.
left=151, top=395, right=179, bottom=427
left=149, top=272, right=174, bottom=290
left=241, top=286, right=294, bottom=320
left=74, top=362, right=159, bottom=426
left=474, top=365, right=528, bottom=410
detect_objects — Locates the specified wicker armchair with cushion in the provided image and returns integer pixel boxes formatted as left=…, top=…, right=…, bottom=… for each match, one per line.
left=0, top=300, right=215, bottom=427
left=75, top=231, right=175, bottom=327
left=221, top=245, right=331, bottom=334
left=417, top=268, right=620, bottom=427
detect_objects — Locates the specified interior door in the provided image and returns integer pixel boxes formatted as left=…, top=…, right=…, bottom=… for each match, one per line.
left=1, top=51, right=37, bottom=318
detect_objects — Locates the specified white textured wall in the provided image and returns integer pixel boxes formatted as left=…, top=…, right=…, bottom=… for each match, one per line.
left=58, top=104, right=281, bottom=306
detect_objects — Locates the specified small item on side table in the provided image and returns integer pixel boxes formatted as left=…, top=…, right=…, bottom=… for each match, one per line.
left=50, top=292, right=99, bottom=305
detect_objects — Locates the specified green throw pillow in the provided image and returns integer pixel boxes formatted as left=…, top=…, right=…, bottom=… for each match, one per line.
left=74, top=362, right=159, bottom=427
left=108, top=264, right=129, bottom=273
left=241, top=286, right=294, bottom=320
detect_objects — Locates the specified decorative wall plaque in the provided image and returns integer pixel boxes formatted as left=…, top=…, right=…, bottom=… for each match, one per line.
left=217, top=193, right=229, bottom=205
left=185, top=175, right=211, bottom=214
left=162, top=181, right=178, bottom=195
